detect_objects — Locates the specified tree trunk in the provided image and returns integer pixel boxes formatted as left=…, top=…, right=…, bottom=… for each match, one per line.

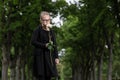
left=74, top=67, right=82, bottom=80
left=107, top=44, right=113, bottom=80
left=16, top=55, right=21, bottom=80
left=78, top=67, right=81, bottom=80
left=98, top=54, right=103, bottom=80
left=72, top=65, right=81, bottom=80
left=102, top=22, right=114, bottom=80
left=21, top=59, right=25, bottom=80
left=93, top=61, right=96, bottom=80
left=21, top=67, right=25, bottom=80
left=10, top=59, right=16, bottom=80
left=107, top=33, right=114, bottom=80
left=10, top=67, right=16, bottom=80
left=73, top=68, right=77, bottom=80
left=2, top=45, right=9, bottom=80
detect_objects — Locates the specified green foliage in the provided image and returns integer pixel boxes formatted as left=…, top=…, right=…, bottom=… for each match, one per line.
left=57, top=0, right=120, bottom=79
left=8, top=21, right=22, bottom=31
left=0, top=0, right=120, bottom=79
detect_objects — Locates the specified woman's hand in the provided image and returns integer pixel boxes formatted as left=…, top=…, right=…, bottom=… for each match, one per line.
left=55, top=58, right=59, bottom=64
left=46, top=41, right=54, bottom=51
left=45, top=43, right=49, bottom=48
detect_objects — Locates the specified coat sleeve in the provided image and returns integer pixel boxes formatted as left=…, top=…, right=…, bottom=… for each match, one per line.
left=52, top=30, right=59, bottom=58
left=31, top=28, right=46, bottom=48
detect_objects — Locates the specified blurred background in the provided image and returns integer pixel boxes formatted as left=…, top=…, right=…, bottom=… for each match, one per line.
left=0, top=0, right=120, bottom=80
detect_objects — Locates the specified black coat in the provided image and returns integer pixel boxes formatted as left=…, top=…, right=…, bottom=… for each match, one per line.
left=31, top=25, right=58, bottom=77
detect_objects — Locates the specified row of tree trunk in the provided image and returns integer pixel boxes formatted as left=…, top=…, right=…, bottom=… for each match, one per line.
left=1, top=44, right=27, bottom=80
left=70, top=0, right=120, bottom=79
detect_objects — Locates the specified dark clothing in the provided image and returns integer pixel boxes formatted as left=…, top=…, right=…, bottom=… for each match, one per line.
left=31, top=25, right=58, bottom=78
left=37, top=76, right=51, bottom=80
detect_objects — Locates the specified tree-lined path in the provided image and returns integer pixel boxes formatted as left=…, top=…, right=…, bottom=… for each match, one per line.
left=0, top=0, right=120, bottom=80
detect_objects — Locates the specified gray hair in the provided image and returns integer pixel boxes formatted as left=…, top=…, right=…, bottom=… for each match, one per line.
left=40, top=11, right=50, bottom=19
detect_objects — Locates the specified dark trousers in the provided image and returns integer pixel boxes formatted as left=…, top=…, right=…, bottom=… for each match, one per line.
left=36, top=76, right=51, bottom=80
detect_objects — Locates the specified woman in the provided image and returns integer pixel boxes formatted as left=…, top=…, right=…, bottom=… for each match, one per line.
left=31, top=11, right=59, bottom=80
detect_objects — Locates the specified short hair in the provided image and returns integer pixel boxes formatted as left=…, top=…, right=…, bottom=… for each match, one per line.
left=40, top=11, right=50, bottom=19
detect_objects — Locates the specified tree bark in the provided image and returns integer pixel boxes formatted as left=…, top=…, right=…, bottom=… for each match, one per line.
left=98, top=54, right=103, bottom=80
left=107, top=33, right=114, bottom=80
left=107, top=43, right=113, bottom=80
left=10, top=67, right=16, bottom=80
left=9, top=59, right=16, bottom=80
left=72, top=65, right=81, bottom=80
left=93, top=61, right=96, bottom=80
left=2, top=45, right=9, bottom=80
left=102, top=21, right=114, bottom=80
left=21, top=59, right=26, bottom=80
left=16, top=55, right=21, bottom=80
left=21, top=67, right=25, bottom=80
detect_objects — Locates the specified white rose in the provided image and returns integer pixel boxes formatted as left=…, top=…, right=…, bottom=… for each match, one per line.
left=47, top=24, right=52, bottom=28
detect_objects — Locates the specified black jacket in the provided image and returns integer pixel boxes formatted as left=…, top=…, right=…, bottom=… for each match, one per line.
left=31, top=25, right=58, bottom=77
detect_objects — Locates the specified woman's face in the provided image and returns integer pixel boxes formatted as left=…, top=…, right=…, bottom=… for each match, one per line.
left=40, top=15, right=50, bottom=27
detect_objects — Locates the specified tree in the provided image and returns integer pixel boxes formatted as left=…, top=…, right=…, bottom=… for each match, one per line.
left=57, top=0, right=120, bottom=80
